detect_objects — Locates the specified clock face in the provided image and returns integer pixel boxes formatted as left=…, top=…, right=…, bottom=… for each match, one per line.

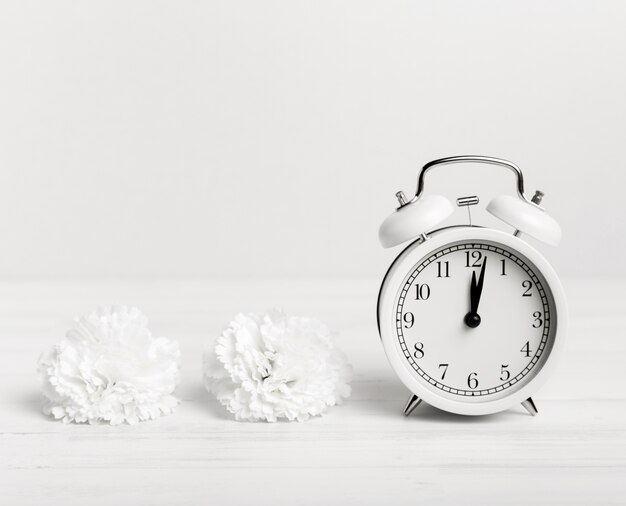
left=394, top=239, right=556, bottom=401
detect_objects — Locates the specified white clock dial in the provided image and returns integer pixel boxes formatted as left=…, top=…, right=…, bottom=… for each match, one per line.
left=394, top=240, right=555, bottom=401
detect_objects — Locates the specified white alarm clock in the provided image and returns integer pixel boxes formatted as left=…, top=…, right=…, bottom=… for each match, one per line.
left=377, top=155, right=567, bottom=416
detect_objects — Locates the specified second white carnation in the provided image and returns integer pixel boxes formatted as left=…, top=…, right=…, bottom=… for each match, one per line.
left=204, top=310, right=352, bottom=422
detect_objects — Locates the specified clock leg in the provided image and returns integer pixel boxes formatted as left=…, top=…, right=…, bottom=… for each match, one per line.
left=521, top=397, right=538, bottom=416
left=403, top=394, right=422, bottom=416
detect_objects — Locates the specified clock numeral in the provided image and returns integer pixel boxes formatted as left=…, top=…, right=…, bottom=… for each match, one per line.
left=465, top=251, right=483, bottom=268
left=436, top=261, right=450, bottom=278
left=467, top=372, right=479, bottom=389
left=500, top=364, right=510, bottom=381
left=438, top=363, right=449, bottom=380
left=414, top=283, right=431, bottom=300
left=532, top=311, right=543, bottom=328
left=413, top=342, right=424, bottom=359
left=521, top=341, right=532, bottom=357
left=522, top=280, right=533, bottom=297
left=403, top=312, right=414, bottom=329
left=500, top=259, right=507, bottom=276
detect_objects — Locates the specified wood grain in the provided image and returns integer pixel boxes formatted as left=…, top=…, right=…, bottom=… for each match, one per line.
left=0, top=278, right=624, bottom=505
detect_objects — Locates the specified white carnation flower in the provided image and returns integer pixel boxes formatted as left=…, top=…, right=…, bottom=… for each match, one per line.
left=204, top=309, right=352, bottom=422
left=37, top=305, right=180, bottom=425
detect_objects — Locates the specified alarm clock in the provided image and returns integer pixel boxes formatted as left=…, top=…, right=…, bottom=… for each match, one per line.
left=377, top=155, right=567, bottom=416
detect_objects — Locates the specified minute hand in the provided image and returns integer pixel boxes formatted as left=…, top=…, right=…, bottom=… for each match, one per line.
left=470, top=258, right=487, bottom=314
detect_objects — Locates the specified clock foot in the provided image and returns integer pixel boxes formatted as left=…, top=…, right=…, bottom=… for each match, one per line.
left=403, top=394, right=422, bottom=416
left=521, top=397, right=538, bottom=416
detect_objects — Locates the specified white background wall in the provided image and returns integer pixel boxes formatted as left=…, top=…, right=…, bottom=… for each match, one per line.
left=0, top=0, right=624, bottom=278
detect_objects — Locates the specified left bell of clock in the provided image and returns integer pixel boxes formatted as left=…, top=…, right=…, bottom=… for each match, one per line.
left=379, top=192, right=453, bottom=248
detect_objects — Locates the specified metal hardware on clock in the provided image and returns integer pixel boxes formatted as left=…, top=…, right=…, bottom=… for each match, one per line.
left=377, top=155, right=567, bottom=417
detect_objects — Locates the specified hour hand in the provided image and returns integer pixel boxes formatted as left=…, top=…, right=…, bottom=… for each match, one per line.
left=474, top=258, right=487, bottom=309
left=469, top=270, right=478, bottom=314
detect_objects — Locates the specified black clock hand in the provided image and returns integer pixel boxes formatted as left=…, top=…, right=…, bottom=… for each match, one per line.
left=474, top=258, right=487, bottom=310
left=465, top=258, right=487, bottom=328
left=469, top=270, right=478, bottom=314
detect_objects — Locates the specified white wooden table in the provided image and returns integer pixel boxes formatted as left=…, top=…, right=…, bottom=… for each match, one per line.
left=1, top=278, right=624, bottom=505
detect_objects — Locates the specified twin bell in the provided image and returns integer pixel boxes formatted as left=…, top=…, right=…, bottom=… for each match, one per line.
left=379, top=155, right=562, bottom=249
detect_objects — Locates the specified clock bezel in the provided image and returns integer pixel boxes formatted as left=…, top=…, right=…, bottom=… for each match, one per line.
left=377, top=226, right=568, bottom=416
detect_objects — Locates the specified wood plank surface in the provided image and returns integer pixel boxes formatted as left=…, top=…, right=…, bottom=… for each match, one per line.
left=0, top=278, right=624, bottom=505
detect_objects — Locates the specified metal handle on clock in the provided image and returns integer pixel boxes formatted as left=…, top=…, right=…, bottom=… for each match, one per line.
left=414, top=155, right=536, bottom=206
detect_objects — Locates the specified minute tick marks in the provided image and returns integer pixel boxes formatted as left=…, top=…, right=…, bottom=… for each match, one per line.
left=396, top=241, right=553, bottom=398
